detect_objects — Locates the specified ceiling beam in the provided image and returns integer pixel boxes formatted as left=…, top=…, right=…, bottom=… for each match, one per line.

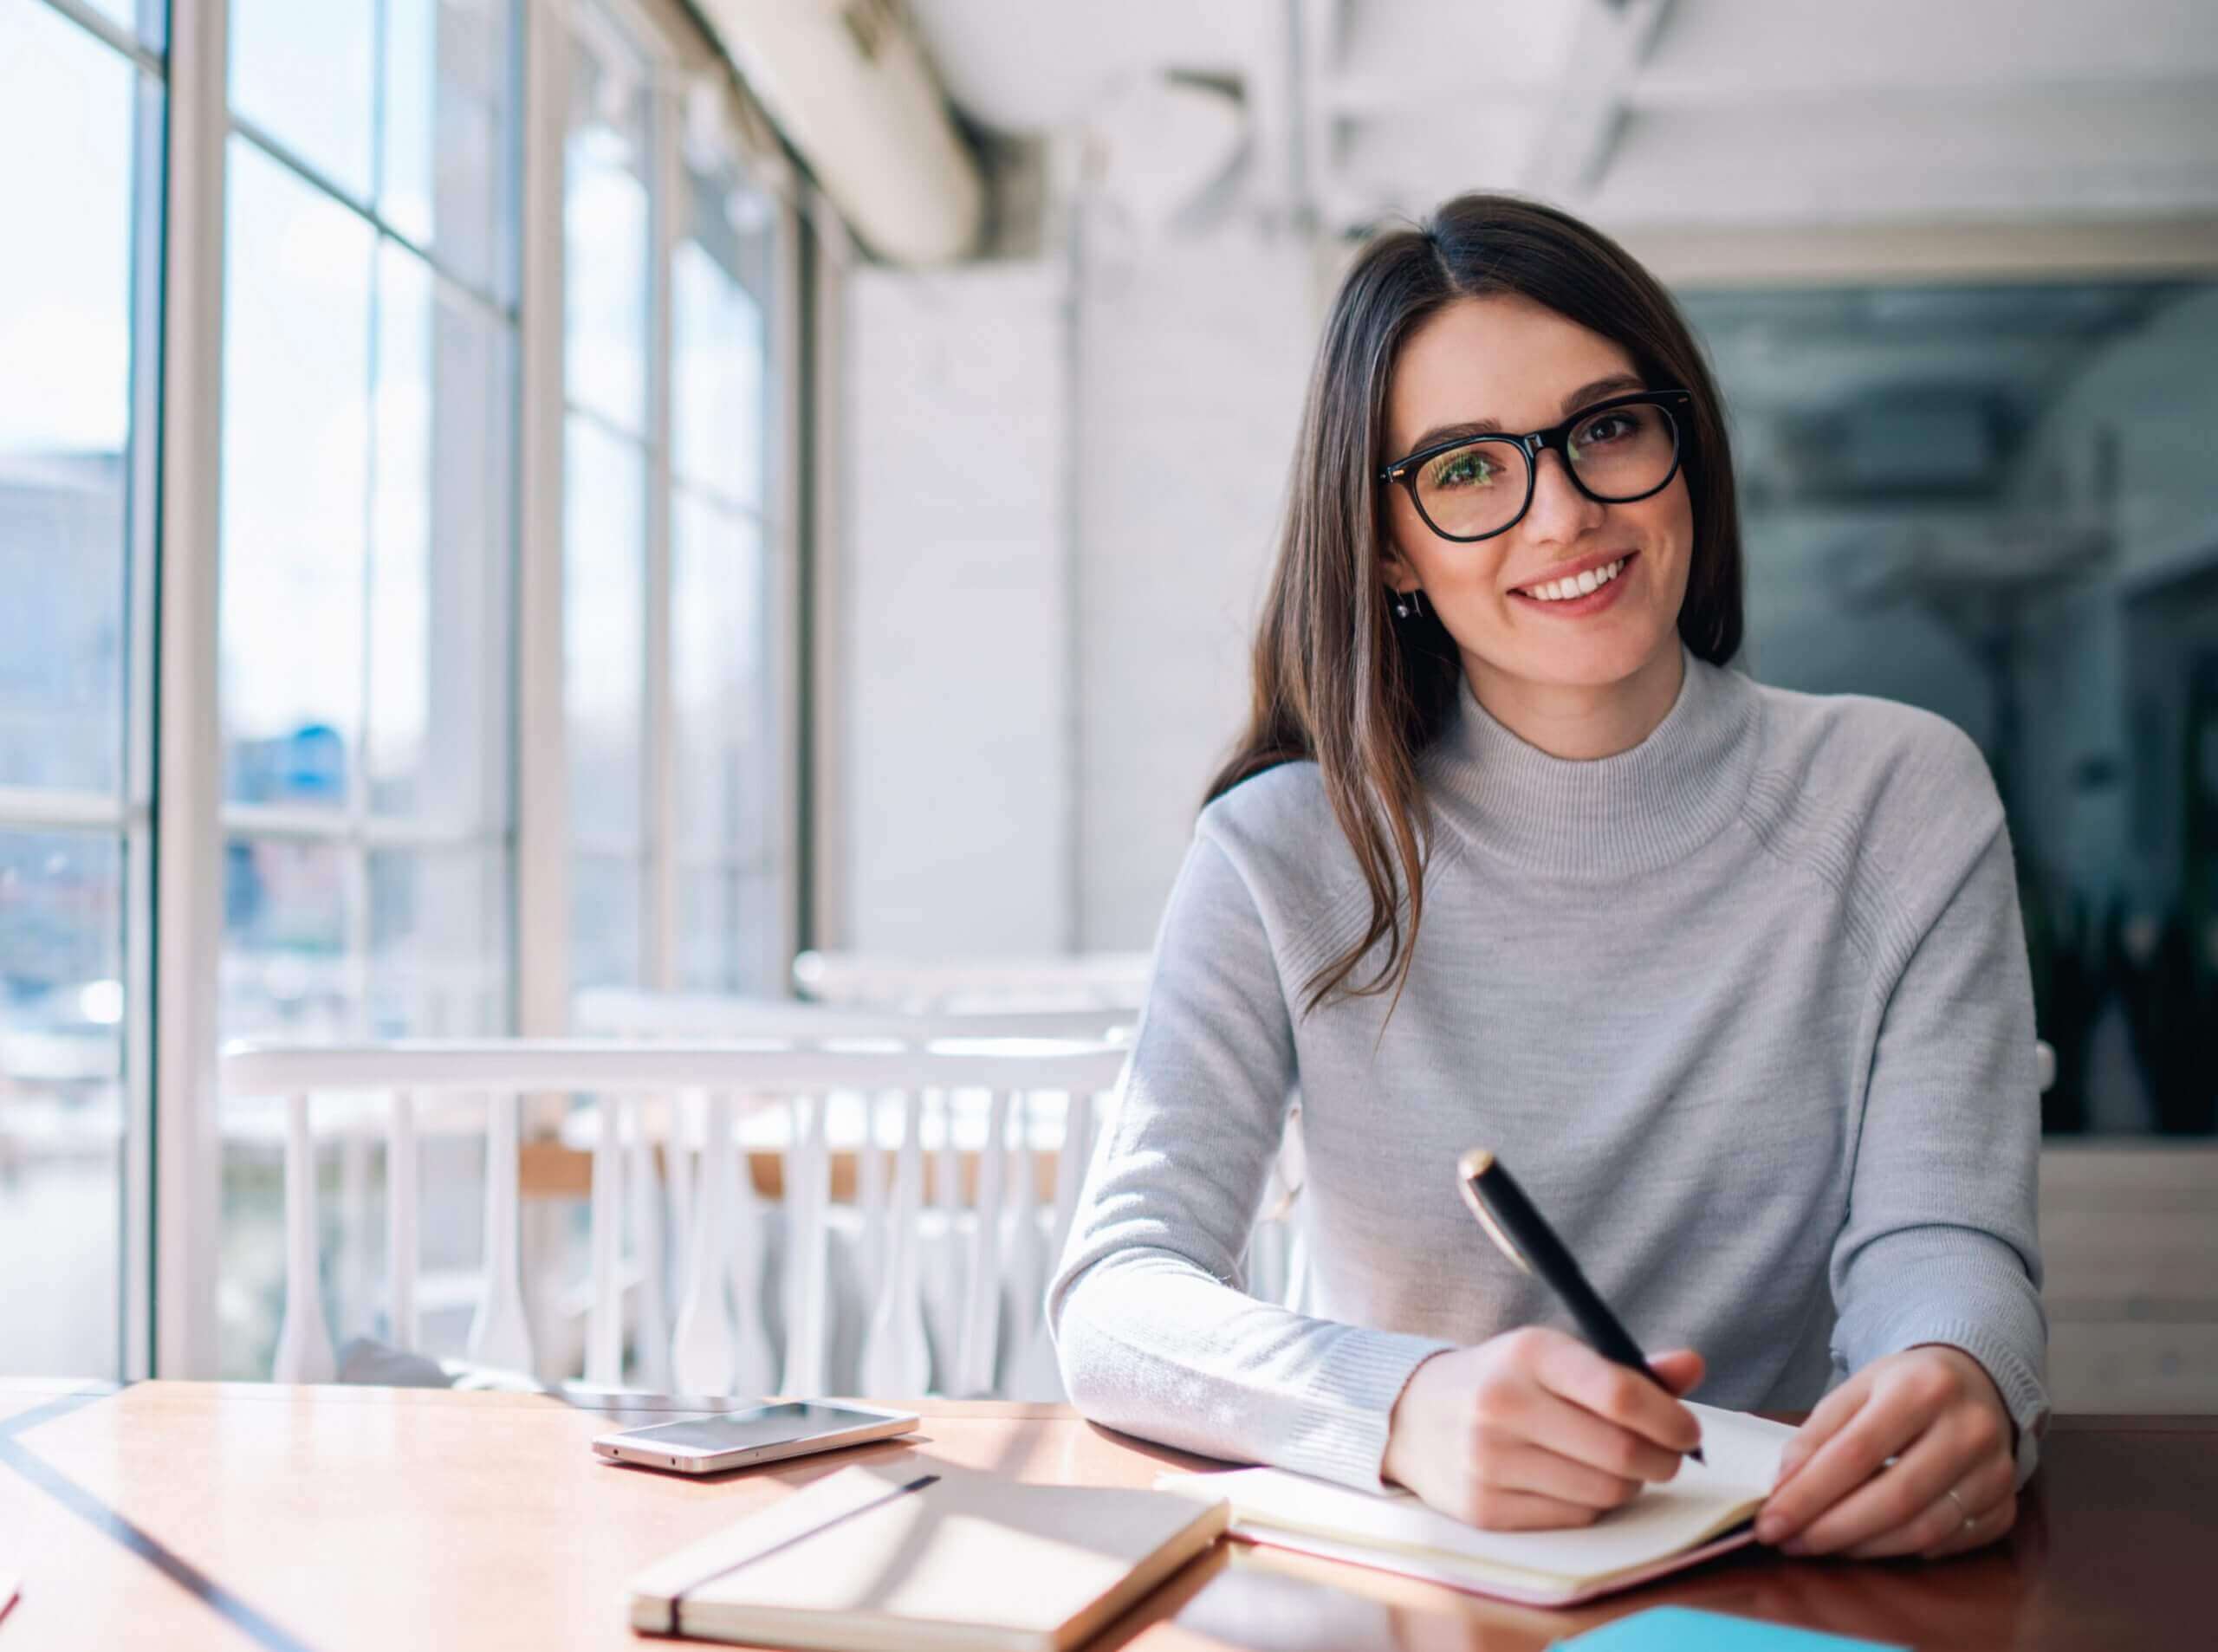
left=1521, top=0, right=1673, bottom=204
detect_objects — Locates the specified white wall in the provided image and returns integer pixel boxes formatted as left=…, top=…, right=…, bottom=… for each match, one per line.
left=837, top=261, right=1073, bottom=952
left=836, top=224, right=1317, bottom=954
left=1072, top=226, right=1313, bottom=946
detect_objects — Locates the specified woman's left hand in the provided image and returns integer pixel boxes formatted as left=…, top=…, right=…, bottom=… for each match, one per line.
left=1754, top=1344, right=2017, bottom=1560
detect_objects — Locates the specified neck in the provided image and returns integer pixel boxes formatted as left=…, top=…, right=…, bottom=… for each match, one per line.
left=1462, top=640, right=1687, bottom=760
left=1422, top=642, right=1759, bottom=877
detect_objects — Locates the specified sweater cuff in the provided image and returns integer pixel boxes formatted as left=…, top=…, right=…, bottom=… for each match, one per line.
left=1278, top=1327, right=1457, bottom=1493
left=1897, top=1319, right=2051, bottom=1491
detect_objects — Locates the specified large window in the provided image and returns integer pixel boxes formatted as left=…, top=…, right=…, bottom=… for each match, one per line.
left=212, top=0, right=523, bottom=1376
left=563, top=0, right=654, bottom=992
left=564, top=0, right=789, bottom=997
left=671, top=95, right=782, bottom=993
left=0, top=0, right=165, bottom=1378
left=219, top=0, right=519, bottom=1045
left=1, top=0, right=801, bottom=1383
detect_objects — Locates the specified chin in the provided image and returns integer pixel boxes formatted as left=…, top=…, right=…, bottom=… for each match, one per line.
left=1489, top=617, right=1677, bottom=691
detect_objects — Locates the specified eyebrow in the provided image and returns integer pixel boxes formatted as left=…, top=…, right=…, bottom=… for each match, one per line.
left=1400, top=373, right=1647, bottom=458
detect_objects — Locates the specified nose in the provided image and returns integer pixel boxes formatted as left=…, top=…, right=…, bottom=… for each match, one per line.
left=1521, top=445, right=1606, bottom=545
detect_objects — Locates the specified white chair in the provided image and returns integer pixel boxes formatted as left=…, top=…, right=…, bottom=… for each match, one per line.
left=791, top=950, right=1153, bottom=1014
left=226, top=1037, right=1129, bottom=1402
left=574, top=986, right=1136, bottom=1046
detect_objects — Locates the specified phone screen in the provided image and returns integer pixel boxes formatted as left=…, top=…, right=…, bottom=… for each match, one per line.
left=613, top=1403, right=885, bottom=1454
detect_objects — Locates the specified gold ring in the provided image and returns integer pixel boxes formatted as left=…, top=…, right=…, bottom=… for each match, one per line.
left=1944, top=1487, right=1975, bottom=1532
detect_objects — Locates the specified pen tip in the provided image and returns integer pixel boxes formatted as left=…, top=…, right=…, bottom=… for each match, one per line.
left=1457, top=1147, right=1494, bottom=1179
left=1689, top=1447, right=1707, bottom=1465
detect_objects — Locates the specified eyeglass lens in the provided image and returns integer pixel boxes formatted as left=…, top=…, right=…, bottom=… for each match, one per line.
left=1413, top=400, right=1677, bottom=539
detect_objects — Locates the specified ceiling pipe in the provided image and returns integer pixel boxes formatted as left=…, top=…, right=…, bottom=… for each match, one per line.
left=693, top=0, right=987, bottom=265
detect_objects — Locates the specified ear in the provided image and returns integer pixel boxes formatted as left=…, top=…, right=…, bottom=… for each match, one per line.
left=1379, top=545, right=1421, bottom=596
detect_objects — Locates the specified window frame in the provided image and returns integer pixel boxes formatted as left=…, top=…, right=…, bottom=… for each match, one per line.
left=0, top=0, right=172, bottom=1381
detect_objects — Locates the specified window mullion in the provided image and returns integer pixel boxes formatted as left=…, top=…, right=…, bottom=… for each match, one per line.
left=119, top=38, right=169, bottom=1382
left=152, top=0, right=231, bottom=1379
left=772, top=188, right=807, bottom=985
left=513, top=0, right=573, bottom=1037
left=643, top=55, right=678, bottom=993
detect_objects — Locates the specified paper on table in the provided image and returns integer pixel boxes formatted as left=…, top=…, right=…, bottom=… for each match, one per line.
left=1157, top=1403, right=1795, bottom=1591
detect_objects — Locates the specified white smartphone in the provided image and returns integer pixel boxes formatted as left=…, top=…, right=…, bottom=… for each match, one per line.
left=591, top=1401, right=919, bottom=1474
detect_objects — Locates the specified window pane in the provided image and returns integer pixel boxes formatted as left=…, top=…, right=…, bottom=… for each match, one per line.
left=573, top=851, right=642, bottom=991
left=228, top=0, right=376, bottom=201
left=381, top=0, right=515, bottom=299
left=368, top=846, right=505, bottom=1035
left=0, top=829, right=123, bottom=1377
left=0, top=3, right=139, bottom=794
left=672, top=490, right=769, bottom=861
left=68, top=0, right=164, bottom=49
left=564, top=4, right=652, bottom=434
left=675, top=865, right=782, bottom=994
left=565, top=415, right=645, bottom=845
left=672, top=185, right=770, bottom=507
left=366, top=243, right=513, bottom=826
left=222, top=836, right=354, bottom=1039
left=221, top=137, right=374, bottom=809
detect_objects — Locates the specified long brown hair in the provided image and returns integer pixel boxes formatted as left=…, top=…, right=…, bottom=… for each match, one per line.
left=1204, top=192, right=1745, bottom=1020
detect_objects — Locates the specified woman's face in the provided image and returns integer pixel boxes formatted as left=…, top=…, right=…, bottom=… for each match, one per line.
left=1379, top=293, right=1693, bottom=696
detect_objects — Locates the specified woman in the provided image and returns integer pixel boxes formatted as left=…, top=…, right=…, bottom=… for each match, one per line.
left=1047, top=193, right=2046, bottom=1563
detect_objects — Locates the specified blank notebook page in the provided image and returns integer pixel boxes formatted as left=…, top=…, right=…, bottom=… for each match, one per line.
left=1158, top=1403, right=1795, bottom=1591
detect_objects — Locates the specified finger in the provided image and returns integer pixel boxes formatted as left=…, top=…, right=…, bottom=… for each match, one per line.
left=1533, top=1338, right=1704, bottom=1456
left=1770, top=1370, right=1870, bottom=1493
left=1758, top=1383, right=1928, bottom=1546
left=1494, top=1441, right=1645, bottom=1511
left=1780, top=1421, right=1973, bottom=1557
left=1455, top=1486, right=1607, bottom=1532
left=1520, top=1386, right=1689, bottom=1485
left=1844, top=1457, right=2017, bottom=1561
left=1645, top=1348, right=1707, bottom=1397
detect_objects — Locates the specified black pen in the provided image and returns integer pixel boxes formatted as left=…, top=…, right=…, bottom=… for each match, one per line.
left=1456, top=1147, right=1705, bottom=1465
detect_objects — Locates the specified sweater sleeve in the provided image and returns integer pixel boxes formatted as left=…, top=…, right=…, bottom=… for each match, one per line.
left=1830, top=808, right=2051, bottom=1489
left=1047, top=822, right=1455, bottom=1490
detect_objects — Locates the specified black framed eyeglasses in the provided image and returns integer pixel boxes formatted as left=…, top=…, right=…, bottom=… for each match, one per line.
left=1378, top=388, right=1695, bottom=544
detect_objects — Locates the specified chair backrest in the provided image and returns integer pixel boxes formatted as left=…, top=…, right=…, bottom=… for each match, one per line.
left=791, top=950, right=1153, bottom=1013
left=574, top=987, right=1134, bottom=1046
left=224, top=1037, right=1129, bottom=1403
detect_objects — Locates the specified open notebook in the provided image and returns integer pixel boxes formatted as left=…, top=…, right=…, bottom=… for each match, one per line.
left=629, top=1457, right=1228, bottom=1652
left=1156, top=1402, right=1796, bottom=1608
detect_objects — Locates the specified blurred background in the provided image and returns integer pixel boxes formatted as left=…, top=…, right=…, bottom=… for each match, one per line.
left=3, top=0, right=2215, bottom=1395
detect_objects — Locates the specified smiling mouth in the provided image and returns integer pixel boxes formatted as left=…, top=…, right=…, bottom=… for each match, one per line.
left=1499, top=549, right=1641, bottom=607
left=1513, top=551, right=1637, bottom=603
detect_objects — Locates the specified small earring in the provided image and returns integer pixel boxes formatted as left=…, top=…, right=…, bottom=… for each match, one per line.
left=1391, top=587, right=1430, bottom=622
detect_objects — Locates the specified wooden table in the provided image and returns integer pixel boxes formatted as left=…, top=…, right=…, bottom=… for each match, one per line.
left=0, top=1381, right=2209, bottom=1650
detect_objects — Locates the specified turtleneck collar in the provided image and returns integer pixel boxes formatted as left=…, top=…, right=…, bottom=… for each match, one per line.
left=1420, top=643, right=1761, bottom=877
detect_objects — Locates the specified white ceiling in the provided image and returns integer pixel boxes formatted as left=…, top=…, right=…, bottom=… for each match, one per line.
left=905, top=0, right=2218, bottom=236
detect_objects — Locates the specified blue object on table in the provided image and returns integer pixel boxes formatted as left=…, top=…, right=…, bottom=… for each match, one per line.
left=1550, top=1606, right=1909, bottom=1651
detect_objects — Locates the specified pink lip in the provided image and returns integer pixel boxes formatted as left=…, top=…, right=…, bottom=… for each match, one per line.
left=1508, top=550, right=1638, bottom=618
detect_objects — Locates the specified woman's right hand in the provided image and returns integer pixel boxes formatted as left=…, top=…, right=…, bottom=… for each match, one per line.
left=1380, top=1327, right=1707, bottom=1529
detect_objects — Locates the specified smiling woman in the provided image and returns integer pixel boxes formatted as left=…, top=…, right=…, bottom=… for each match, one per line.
left=1048, top=192, right=2048, bottom=1569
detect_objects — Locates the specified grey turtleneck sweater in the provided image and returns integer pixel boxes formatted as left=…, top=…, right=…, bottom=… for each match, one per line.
left=1047, top=645, right=2048, bottom=1493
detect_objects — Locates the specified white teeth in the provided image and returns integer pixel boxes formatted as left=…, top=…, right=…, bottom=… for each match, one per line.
left=1521, top=556, right=1626, bottom=602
